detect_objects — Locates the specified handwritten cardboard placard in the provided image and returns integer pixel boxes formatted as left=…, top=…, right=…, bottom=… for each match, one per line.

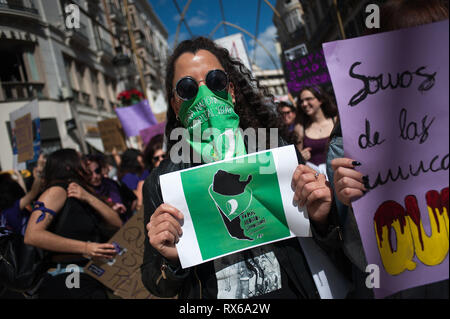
left=323, top=20, right=449, bottom=298
left=284, top=48, right=332, bottom=95
left=14, top=113, right=34, bottom=163
left=84, top=209, right=154, bottom=299
left=9, top=100, right=41, bottom=169
left=97, top=118, right=127, bottom=153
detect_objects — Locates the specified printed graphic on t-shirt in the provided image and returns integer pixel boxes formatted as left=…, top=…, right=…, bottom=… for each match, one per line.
left=214, top=246, right=281, bottom=299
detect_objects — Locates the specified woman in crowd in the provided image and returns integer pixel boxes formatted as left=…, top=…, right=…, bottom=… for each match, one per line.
left=0, top=155, right=45, bottom=237
left=86, top=155, right=124, bottom=212
left=143, top=134, right=166, bottom=171
left=24, top=149, right=122, bottom=298
left=141, top=37, right=333, bottom=299
left=276, top=101, right=297, bottom=132
left=119, top=149, right=149, bottom=211
left=86, top=154, right=137, bottom=223
left=294, top=86, right=338, bottom=176
left=0, top=156, right=45, bottom=298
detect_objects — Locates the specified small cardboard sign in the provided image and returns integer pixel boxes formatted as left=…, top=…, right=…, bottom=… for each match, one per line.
left=84, top=209, right=154, bottom=299
left=15, top=113, right=34, bottom=163
left=97, top=118, right=127, bottom=153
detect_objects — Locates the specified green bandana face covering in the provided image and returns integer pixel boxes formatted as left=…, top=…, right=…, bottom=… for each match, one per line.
left=178, top=85, right=247, bottom=163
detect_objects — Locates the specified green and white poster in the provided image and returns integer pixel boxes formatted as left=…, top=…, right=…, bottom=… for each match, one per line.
left=160, top=145, right=311, bottom=268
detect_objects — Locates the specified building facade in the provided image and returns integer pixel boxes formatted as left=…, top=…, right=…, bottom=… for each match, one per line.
left=299, top=0, right=386, bottom=52
left=252, top=64, right=288, bottom=98
left=273, top=0, right=306, bottom=53
left=0, top=0, right=168, bottom=170
left=271, top=0, right=307, bottom=99
left=112, top=0, right=169, bottom=118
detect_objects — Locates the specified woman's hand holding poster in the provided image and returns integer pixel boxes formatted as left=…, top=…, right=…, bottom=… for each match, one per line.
left=323, top=20, right=449, bottom=298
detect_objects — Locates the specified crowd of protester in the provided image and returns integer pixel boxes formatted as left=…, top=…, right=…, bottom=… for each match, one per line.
left=0, top=134, right=166, bottom=299
left=0, top=0, right=448, bottom=300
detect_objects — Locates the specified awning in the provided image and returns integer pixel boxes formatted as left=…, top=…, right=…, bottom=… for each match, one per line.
left=0, top=28, right=37, bottom=42
left=85, top=137, right=104, bottom=153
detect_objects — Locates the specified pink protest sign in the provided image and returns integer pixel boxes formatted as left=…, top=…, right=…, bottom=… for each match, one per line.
left=323, top=20, right=449, bottom=298
left=284, top=48, right=332, bottom=95
left=139, top=122, right=166, bottom=146
left=115, top=100, right=157, bottom=137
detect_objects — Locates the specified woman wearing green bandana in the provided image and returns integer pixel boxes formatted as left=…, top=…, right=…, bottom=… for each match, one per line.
left=141, top=37, right=336, bottom=299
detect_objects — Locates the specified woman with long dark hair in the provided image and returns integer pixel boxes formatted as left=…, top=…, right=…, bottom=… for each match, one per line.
left=24, top=149, right=122, bottom=298
left=141, top=37, right=333, bottom=299
left=294, top=85, right=338, bottom=175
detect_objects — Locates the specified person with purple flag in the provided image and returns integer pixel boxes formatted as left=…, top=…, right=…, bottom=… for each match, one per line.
left=315, top=0, right=449, bottom=299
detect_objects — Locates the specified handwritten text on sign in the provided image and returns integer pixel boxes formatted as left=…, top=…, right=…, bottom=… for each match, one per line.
left=84, top=209, right=153, bottom=299
left=284, top=49, right=331, bottom=94
left=323, top=20, right=449, bottom=298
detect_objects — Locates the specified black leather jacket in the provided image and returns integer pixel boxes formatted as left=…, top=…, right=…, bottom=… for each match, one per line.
left=140, top=140, right=321, bottom=299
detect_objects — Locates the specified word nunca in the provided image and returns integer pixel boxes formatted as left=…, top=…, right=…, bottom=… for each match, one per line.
left=373, top=187, right=449, bottom=276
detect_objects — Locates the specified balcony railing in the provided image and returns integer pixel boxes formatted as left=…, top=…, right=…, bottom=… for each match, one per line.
left=96, top=97, right=105, bottom=110
left=0, top=0, right=39, bottom=15
left=72, top=89, right=92, bottom=107
left=63, top=21, right=90, bottom=46
left=0, top=82, right=44, bottom=101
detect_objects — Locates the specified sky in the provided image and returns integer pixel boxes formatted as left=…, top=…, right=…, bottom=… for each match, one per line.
left=149, top=0, right=281, bottom=70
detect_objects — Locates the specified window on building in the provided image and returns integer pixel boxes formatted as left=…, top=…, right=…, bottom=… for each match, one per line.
left=130, top=12, right=136, bottom=28
left=0, top=41, right=44, bottom=101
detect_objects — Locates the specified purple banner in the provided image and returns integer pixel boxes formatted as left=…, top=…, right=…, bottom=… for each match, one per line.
left=139, top=121, right=166, bottom=146
left=284, top=48, right=331, bottom=95
left=323, top=20, right=449, bottom=298
left=115, top=100, right=157, bottom=137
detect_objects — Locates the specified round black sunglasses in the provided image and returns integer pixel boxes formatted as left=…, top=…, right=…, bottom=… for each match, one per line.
left=174, top=69, right=229, bottom=101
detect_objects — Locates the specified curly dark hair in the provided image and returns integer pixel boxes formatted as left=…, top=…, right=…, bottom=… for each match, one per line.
left=296, top=85, right=338, bottom=129
left=164, top=36, right=295, bottom=155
